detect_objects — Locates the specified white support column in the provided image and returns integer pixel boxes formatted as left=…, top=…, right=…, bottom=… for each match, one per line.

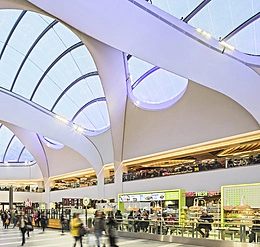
left=114, top=161, right=124, bottom=201
left=97, top=168, right=105, bottom=200
left=42, top=178, right=51, bottom=209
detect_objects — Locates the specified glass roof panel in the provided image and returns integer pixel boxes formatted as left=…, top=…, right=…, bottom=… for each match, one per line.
left=132, top=69, right=188, bottom=104
left=129, top=58, right=153, bottom=83
left=39, top=135, right=64, bottom=150
left=0, top=10, right=22, bottom=43
left=8, top=11, right=49, bottom=56
left=189, top=0, right=260, bottom=41
left=228, top=18, right=260, bottom=55
left=68, top=46, right=97, bottom=74
left=0, top=9, right=109, bottom=135
left=4, top=136, right=23, bottom=162
left=128, top=57, right=188, bottom=109
left=74, top=101, right=109, bottom=131
left=152, top=0, right=260, bottom=55
left=52, top=22, right=81, bottom=47
left=0, top=43, right=24, bottom=90
left=11, top=59, right=44, bottom=98
left=152, top=0, right=202, bottom=20
left=38, top=13, right=54, bottom=24
left=53, top=75, right=105, bottom=120
left=0, top=125, right=13, bottom=162
left=19, top=148, right=35, bottom=162
left=0, top=124, right=34, bottom=163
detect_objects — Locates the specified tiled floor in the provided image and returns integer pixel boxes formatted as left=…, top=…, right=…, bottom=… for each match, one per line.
left=0, top=226, right=204, bottom=247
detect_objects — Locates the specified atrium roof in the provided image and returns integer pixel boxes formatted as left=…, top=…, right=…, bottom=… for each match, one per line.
left=0, top=0, right=259, bottom=182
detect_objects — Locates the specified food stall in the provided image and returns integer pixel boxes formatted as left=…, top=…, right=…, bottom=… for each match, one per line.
left=118, top=189, right=185, bottom=218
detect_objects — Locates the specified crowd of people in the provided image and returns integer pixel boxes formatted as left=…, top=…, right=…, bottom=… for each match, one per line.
left=69, top=210, right=119, bottom=247
left=122, top=154, right=260, bottom=182
left=0, top=209, right=48, bottom=246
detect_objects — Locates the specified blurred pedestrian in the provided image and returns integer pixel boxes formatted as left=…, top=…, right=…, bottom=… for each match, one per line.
left=17, top=211, right=28, bottom=246
left=70, top=213, right=83, bottom=247
left=41, top=211, right=48, bottom=232
left=93, top=210, right=106, bottom=247
left=106, top=211, right=118, bottom=247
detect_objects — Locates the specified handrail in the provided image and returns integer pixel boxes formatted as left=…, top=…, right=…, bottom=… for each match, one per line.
left=114, top=218, right=259, bottom=243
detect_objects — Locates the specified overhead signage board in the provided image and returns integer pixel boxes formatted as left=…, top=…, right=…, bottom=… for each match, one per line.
left=143, top=192, right=165, bottom=201
left=165, top=191, right=179, bottom=200
left=119, top=194, right=141, bottom=202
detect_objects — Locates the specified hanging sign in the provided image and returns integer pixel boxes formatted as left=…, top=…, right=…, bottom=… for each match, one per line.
left=83, top=196, right=90, bottom=206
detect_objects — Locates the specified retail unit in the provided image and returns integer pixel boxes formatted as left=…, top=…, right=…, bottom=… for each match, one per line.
left=186, top=190, right=221, bottom=224
left=118, top=189, right=185, bottom=219
left=221, top=183, right=260, bottom=226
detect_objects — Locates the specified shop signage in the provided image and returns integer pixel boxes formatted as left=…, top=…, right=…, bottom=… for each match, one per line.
left=185, top=190, right=220, bottom=197
left=141, top=193, right=165, bottom=201
left=83, top=196, right=90, bottom=206
left=165, top=191, right=179, bottom=200
left=119, top=192, right=166, bottom=202
left=25, top=198, right=32, bottom=207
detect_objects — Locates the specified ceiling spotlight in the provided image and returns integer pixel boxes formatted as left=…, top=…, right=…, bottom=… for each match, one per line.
left=219, top=41, right=235, bottom=51
left=55, top=115, right=69, bottom=124
left=196, top=28, right=211, bottom=39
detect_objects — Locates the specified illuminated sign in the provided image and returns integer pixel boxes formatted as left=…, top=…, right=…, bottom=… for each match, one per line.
left=83, top=197, right=90, bottom=206
left=165, top=191, right=179, bottom=200
left=185, top=191, right=220, bottom=197
left=140, top=193, right=165, bottom=201
left=25, top=198, right=32, bottom=207
left=120, top=193, right=165, bottom=202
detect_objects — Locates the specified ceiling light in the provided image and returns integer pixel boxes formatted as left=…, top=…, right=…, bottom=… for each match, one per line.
left=196, top=28, right=211, bottom=39
left=73, top=124, right=84, bottom=133
left=55, top=115, right=69, bottom=124
left=219, top=41, right=235, bottom=51
left=77, top=126, right=84, bottom=133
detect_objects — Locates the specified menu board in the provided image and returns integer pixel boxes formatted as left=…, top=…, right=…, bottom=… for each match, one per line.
left=223, top=184, right=260, bottom=207
left=140, top=192, right=165, bottom=201
left=119, top=195, right=130, bottom=202
left=120, top=193, right=165, bottom=202
left=62, top=198, right=83, bottom=207
left=165, top=191, right=179, bottom=200
left=119, top=194, right=141, bottom=202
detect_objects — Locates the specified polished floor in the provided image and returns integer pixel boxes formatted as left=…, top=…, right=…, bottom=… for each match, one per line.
left=0, top=226, right=205, bottom=247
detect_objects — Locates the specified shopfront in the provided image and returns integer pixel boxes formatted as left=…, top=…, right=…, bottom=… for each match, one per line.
left=185, top=190, right=221, bottom=224
left=221, top=183, right=260, bottom=225
left=118, top=189, right=185, bottom=217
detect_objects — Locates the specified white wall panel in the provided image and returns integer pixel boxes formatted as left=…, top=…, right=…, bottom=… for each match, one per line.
left=0, top=191, right=42, bottom=203
left=0, top=164, right=42, bottom=180
left=123, top=82, right=259, bottom=160
left=49, top=186, right=98, bottom=203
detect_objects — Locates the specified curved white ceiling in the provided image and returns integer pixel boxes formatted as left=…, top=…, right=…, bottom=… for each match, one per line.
left=28, top=0, right=260, bottom=123
left=0, top=0, right=258, bottom=182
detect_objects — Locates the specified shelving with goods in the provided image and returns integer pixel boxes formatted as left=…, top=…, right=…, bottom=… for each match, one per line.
left=223, top=207, right=258, bottom=227
left=221, top=183, right=260, bottom=227
left=187, top=197, right=221, bottom=226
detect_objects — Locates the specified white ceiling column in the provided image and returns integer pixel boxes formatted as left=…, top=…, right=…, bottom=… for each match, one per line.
left=3, top=121, right=49, bottom=179
left=79, top=34, right=127, bottom=189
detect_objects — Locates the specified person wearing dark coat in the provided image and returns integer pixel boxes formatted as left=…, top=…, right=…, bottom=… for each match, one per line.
left=249, top=218, right=260, bottom=243
left=195, top=211, right=214, bottom=238
left=41, top=212, right=48, bottom=232
left=115, top=210, right=123, bottom=230
left=106, top=211, right=118, bottom=247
